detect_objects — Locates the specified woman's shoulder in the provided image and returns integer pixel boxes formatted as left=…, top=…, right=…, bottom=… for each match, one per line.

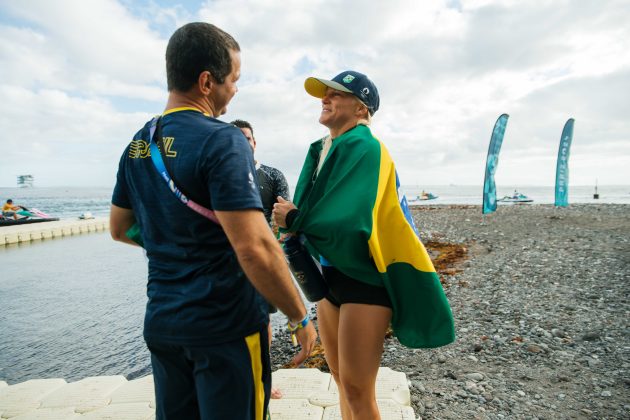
left=340, top=125, right=380, bottom=151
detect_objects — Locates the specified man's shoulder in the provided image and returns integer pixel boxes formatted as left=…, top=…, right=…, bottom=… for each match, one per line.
left=166, top=112, right=239, bottom=138
left=258, top=163, right=287, bottom=179
left=258, top=163, right=280, bottom=173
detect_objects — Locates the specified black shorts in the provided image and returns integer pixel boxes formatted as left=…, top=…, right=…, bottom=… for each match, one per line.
left=323, top=266, right=392, bottom=308
left=146, top=326, right=271, bottom=420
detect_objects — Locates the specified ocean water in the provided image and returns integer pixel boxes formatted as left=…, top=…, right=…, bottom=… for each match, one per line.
left=0, top=233, right=151, bottom=384
left=1, top=184, right=628, bottom=221
left=1, top=185, right=628, bottom=384
left=0, top=187, right=112, bottom=220
left=399, top=184, right=630, bottom=205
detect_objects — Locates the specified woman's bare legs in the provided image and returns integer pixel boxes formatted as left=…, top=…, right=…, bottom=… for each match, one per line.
left=318, top=299, right=392, bottom=420
left=338, top=303, right=391, bottom=419
left=317, top=299, right=351, bottom=419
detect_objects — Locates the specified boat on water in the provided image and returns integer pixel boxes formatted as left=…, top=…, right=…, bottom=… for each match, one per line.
left=0, top=217, right=60, bottom=226
left=498, top=190, right=533, bottom=203
left=0, top=208, right=59, bottom=227
left=409, top=191, right=438, bottom=202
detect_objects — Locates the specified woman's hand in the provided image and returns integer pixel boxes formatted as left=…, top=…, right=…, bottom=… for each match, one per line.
left=272, top=196, right=297, bottom=228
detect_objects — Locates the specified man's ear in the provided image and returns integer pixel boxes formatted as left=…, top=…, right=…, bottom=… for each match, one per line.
left=198, top=71, right=214, bottom=95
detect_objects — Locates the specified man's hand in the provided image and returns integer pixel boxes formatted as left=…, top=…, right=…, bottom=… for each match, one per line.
left=272, top=196, right=297, bottom=228
left=109, top=204, right=139, bottom=246
left=215, top=208, right=319, bottom=361
left=292, top=322, right=318, bottom=367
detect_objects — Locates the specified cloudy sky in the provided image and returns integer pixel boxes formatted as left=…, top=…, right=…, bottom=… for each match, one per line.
left=0, top=0, right=628, bottom=188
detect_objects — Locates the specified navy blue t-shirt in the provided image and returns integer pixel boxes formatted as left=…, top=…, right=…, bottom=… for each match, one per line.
left=112, top=108, right=267, bottom=345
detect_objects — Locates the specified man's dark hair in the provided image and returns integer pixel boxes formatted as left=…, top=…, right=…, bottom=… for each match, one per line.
left=231, top=119, right=254, bottom=137
left=6, top=199, right=12, bottom=204
left=166, top=22, right=240, bottom=92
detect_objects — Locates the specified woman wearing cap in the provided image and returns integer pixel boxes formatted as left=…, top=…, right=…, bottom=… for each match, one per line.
left=273, top=71, right=455, bottom=419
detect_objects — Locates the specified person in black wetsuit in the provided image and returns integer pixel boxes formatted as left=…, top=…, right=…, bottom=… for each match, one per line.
left=231, top=119, right=291, bottom=223
left=232, top=118, right=291, bottom=400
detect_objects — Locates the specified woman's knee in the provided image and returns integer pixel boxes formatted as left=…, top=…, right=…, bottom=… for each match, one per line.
left=340, top=378, right=374, bottom=404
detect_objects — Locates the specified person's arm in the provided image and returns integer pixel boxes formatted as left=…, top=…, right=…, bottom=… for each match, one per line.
left=215, top=208, right=317, bottom=366
left=109, top=204, right=139, bottom=246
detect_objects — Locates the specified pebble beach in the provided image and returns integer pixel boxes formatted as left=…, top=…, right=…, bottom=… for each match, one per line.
left=271, top=204, right=630, bottom=419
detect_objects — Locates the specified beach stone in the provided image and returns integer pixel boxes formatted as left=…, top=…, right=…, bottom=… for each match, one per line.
left=445, top=371, right=459, bottom=380
left=464, top=381, right=481, bottom=395
left=582, top=332, right=601, bottom=341
left=416, top=401, right=425, bottom=414
left=526, top=344, right=543, bottom=353
left=465, top=373, right=485, bottom=382
left=551, top=328, right=567, bottom=338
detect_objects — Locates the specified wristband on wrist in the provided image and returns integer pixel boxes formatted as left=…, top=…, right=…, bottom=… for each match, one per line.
left=287, top=313, right=310, bottom=347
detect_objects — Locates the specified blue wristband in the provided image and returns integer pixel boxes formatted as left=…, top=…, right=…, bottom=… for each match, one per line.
left=287, top=313, right=310, bottom=332
left=287, top=313, right=309, bottom=347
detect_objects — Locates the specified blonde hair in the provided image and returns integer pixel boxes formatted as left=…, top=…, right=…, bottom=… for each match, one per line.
left=316, top=135, right=332, bottom=175
left=355, top=96, right=372, bottom=126
left=316, top=98, right=373, bottom=175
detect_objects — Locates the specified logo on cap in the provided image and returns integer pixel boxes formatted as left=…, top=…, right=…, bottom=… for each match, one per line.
left=342, top=74, right=355, bottom=83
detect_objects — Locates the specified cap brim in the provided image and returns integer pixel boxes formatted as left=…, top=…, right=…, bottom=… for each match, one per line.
left=304, top=77, right=352, bottom=98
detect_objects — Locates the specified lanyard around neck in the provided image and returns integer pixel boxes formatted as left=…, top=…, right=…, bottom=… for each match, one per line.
left=148, top=116, right=220, bottom=225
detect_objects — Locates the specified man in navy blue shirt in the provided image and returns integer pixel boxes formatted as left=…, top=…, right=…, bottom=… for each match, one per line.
left=110, top=22, right=316, bottom=420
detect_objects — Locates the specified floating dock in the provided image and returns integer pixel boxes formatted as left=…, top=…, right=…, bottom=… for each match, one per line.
left=0, top=217, right=109, bottom=246
left=0, top=368, right=414, bottom=419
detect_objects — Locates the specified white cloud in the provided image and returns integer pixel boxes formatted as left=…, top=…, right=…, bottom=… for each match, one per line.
left=1, top=0, right=167, bottom=95
left=0, top=0, right=628, bottom=188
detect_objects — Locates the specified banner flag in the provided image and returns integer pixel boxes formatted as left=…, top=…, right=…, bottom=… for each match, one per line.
left=482, top=114, right=509, bottom=214
left=554, top=118, right=575, bottom=207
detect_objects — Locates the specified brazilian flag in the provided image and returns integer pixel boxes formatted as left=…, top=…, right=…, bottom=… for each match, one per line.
left=289, top=125, right=455, bottom=348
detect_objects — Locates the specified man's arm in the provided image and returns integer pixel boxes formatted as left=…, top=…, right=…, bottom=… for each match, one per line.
left=109, top=204, right=139, bottom=246
left=215, top=208, right=317, bottom=366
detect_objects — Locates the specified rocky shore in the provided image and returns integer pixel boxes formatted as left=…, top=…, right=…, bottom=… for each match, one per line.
left=271, top=204, right=630, bottom=419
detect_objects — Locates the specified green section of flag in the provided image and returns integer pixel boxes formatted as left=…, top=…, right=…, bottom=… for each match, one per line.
left=382, top=263, right=455, bottom=348
left=292, top=126, right=383, bottom=287
left=289, top=125, right=455, bottom=348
